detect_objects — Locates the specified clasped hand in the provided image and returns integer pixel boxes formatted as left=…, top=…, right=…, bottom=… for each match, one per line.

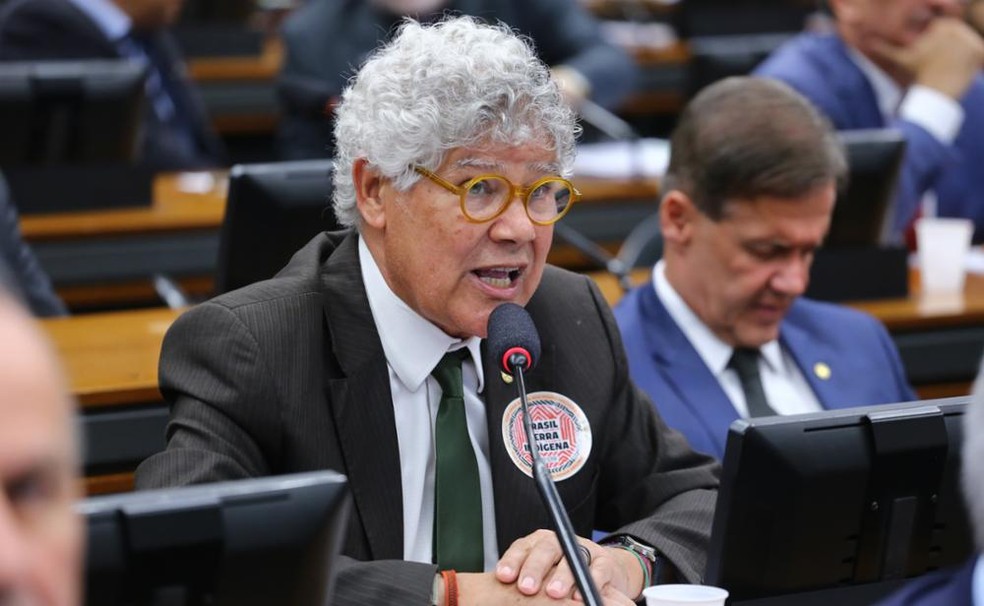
left=453, top=529, right=642, bottom=605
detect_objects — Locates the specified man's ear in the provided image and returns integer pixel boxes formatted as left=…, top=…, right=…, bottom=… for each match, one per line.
left=660, top=190, right=698, bottom=247
left=354, top=158, right=386, bottom=229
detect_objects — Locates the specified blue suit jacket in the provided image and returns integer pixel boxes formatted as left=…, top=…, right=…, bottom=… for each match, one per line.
left=755, top=33, right=984, bottom=242
left=874, top=555, right=978, bottom=606
left=613, top=283, right=915, bottom=459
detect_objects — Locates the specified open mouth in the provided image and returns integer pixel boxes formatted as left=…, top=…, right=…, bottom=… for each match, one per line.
left=473, top=266, right=523, bottom=289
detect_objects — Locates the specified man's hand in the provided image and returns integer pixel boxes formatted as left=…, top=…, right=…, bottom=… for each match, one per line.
left=492, top=529, right=645, bottom=601
left=453, top=571, right=636, bottom=605
left=871, top=17, right=984, bottom=99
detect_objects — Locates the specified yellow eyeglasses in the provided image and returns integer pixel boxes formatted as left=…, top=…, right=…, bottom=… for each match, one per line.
left=414, top=166, right=580, bottom=225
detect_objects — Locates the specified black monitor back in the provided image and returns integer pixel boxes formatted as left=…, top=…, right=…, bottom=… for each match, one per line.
left=0, top=59, right=145, bottom=165
left=80, top=470, right=351, bottom=606
left=706, top=397, right=973, bottom=606
left=216, top=160, right=340, bottom=294
left=825, top=129, right=906, bottom=248
left=807, top=129, right=908, bottom=302
left=0, top=59, right=153, bottom=213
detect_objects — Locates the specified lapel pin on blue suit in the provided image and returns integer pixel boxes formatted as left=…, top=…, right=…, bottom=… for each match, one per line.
left=814, top=362, right=832, bottom=380
left=502, top=391, right=592, bottom=481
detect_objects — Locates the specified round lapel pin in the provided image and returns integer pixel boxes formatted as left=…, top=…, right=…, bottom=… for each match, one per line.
left=501, top=391, right=592, bottom=481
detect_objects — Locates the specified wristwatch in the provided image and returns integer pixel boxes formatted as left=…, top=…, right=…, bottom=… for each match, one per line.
left=603, top=535, right=663, bottom=587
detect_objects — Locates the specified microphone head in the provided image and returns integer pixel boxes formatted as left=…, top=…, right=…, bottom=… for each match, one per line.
left=487, top=303, right=541, bottom=375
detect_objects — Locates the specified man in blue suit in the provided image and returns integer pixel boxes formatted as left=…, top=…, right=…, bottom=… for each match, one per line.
left=755, top=0, right=984, bottom=243
left=614, top=77, right=915, bottom=459
left=875, top=360, right=984, bottom=606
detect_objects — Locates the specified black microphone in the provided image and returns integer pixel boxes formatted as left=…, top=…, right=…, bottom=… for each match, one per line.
left=487, top=304, right=602, bottom=606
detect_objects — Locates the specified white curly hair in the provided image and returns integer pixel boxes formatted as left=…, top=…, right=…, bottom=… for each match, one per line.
left=330, top=15, right=579, bottom=227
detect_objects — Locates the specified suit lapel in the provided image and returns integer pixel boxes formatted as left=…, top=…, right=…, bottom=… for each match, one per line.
left=780, top=303, right=844, bottom=410
left=823, top=36, right=886, bottom=128
left=642, top=288, right=739, bottom=453
left=321, top=234, right=404, bottom=560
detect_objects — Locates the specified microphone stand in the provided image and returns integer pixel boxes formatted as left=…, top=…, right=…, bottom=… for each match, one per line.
left=553, top=223, right=633, bottom=293
left=510, top=356, right=602, bottom=606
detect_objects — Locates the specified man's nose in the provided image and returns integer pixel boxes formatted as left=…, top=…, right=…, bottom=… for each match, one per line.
left=770, top=255, right=810, bottom=296
left=489, top=194, right=536, bottom=243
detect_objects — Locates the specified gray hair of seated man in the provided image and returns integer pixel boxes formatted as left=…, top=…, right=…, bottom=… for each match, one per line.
left=331, top=15, right=579, bottom=228
left=962, top=362, right=984, bottom=552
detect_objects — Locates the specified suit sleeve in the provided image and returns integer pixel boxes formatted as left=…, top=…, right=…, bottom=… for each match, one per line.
left=136, top=302, right=442, bottom=606
left=578, top=275, right=720, bottom=583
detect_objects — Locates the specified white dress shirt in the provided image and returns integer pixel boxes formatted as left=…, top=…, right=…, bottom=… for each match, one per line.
left=653, top=261, right=822, bottom=417
left=359, top=237, right=499, bottom=571
left=973, top=555, right=984, bottom=606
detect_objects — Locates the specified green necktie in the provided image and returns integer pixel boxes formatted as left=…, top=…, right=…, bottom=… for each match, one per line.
left=432, top=350, right=484, bottom=572
left=729, top=348, right=777, bottom=418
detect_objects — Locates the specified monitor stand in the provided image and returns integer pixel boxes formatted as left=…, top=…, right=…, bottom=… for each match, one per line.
left=6, top=163, right=154, bottom=215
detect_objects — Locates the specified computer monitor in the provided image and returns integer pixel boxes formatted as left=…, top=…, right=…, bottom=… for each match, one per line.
left=80, top=470, right=351, bottom=606
left=706, top=396, right=973, bottom=606
left=216, top=160, right=341, bottom=294
left=825, top=129, right=907, bottom=248
left=0, top=59, right=145, bottom=165
left=806, top=128, right=908, bottom=302
left=0, top=59, right=152, bottom=213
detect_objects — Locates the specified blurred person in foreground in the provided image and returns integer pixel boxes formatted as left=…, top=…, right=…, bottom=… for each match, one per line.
left=755, top=0, right=984, bottom=243
left=276, top=0, right=639, bottom=159
left=0, top=294, right=81, bottom=605
left=0, top=0, right=226, bottom=171
left=874, top=358, right=984, bottom=604
left=614, top=77, right=915, bottom=459
left=136, top=15, right=718, bottom=606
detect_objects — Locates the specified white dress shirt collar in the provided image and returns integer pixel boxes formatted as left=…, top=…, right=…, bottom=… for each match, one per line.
left=66, top=0, right=131, bottom=41
left=359, top=236, right=484, bottom=393
left=652, top=260, right=783, bottom=375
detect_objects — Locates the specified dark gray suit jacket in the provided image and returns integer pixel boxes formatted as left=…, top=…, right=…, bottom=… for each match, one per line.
left=136, top=231, right=719, bottom=605
left=0, top=0, right=226, bottom=171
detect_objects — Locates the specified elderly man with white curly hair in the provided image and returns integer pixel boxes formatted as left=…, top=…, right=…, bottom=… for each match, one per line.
left=137, top=15, right=719, bottom=606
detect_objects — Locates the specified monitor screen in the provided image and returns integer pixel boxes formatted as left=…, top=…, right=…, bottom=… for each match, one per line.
left=0, top=59, right=146, bottom=166
left=216, top=159, right=341, bottom=294
left=705, top=396, right=973, bottom=606
left=79, top=470, right=351, bottom=606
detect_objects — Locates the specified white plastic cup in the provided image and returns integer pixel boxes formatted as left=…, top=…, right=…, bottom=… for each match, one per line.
left=916, top=217, right=973, bottom=295
left=642, top=584, right=729, bottom=606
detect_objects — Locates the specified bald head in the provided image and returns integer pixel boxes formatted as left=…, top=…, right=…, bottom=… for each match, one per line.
left=0, top=296, right=81, bottom=606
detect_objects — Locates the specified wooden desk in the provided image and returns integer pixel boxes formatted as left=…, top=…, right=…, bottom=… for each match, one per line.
left=21, top=173, right=226, bottom=310
left=21, top=172, right=658, bottom=309
left=43, top=307, right=183, bottom=408
left=42, top=307, right=185, bottom=495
